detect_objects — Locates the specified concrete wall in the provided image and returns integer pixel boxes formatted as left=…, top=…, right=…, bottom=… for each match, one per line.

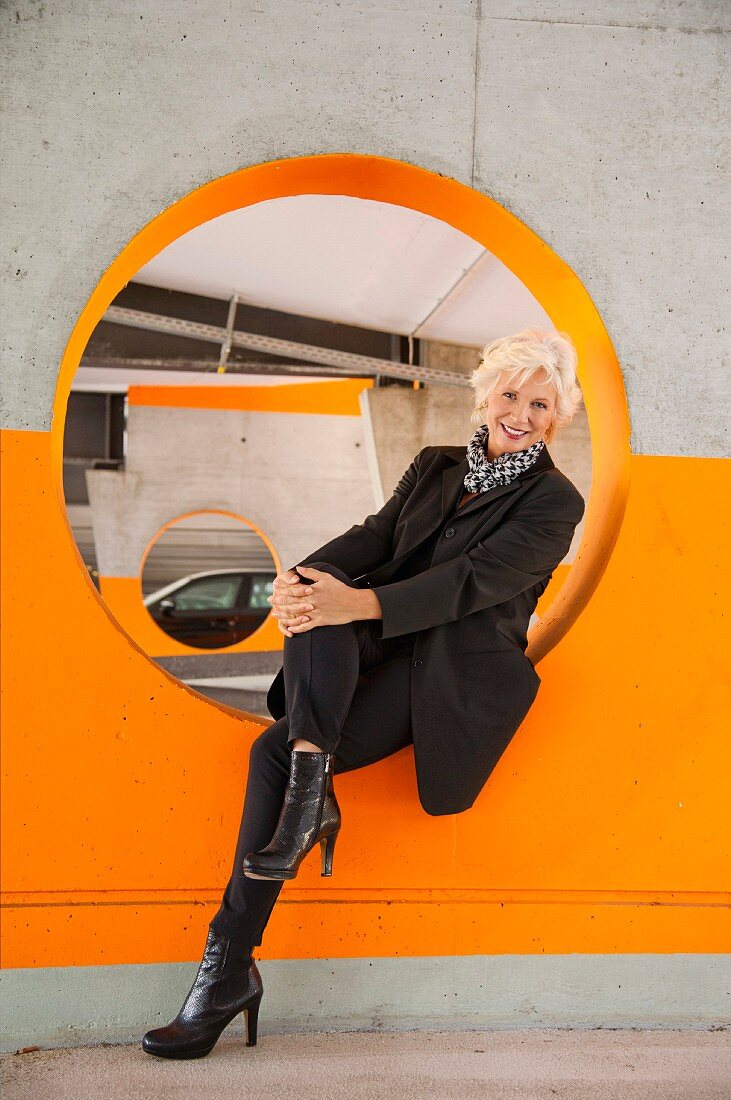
left=87, top=404, right=375, bottom=578
left=3, top=954, right=728, bottom=1052
left=2, top=1, right=728, bottom=457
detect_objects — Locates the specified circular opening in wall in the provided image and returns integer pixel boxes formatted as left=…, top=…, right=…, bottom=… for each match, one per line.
left=55, top=154, right=630, bottom=721
left=141, top=512, right=277, bottom=652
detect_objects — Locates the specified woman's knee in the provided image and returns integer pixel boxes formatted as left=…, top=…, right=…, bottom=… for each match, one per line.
left=296, top=561, right=355, bottom=586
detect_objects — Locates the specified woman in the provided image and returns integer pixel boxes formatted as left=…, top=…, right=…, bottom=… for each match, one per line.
left=142, top=327, right=585, bottom=1058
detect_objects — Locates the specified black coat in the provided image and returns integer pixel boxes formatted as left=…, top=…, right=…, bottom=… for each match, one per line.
left=267, top=444, right=585, bottom=815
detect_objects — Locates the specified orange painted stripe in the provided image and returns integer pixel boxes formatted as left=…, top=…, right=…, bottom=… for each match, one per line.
left=2, top=899, right=728, bottom=967
left=128, top=377, right=373, bottom=415
left=4, top=888, right=728, bottom=907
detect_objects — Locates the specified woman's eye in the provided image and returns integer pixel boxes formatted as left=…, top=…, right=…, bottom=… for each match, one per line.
left=503, top=391, right=546, bottom=409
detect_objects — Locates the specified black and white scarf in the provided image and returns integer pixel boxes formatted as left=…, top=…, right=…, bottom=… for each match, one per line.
left=463, top=423, right=545, bottom=494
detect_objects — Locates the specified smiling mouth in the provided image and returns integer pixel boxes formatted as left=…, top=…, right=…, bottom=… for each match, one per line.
left=501, top=423, right=528, bottom=439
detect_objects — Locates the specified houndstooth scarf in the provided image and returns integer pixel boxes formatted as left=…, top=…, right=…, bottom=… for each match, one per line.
left=463, top=423, right=545, bottom=494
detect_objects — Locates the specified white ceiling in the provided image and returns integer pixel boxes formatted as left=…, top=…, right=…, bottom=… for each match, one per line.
left=132, top=195, right=551, bottom=348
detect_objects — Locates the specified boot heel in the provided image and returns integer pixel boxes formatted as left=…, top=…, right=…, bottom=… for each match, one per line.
left=320, top=831, right=338, bottom=877
left=244, top=994, right=262, bottom=1046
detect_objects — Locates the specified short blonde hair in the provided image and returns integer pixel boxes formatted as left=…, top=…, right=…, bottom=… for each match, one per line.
left=469, top=328, right=583, bottom=442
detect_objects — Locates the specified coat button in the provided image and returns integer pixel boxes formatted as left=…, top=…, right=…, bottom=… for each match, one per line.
left=444, top=527, right=455, bottom=538
left=413, top=658, right=423, bottom=668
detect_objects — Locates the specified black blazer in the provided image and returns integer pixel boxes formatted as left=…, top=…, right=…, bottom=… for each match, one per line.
left=267, top=444, right=585, bottom=816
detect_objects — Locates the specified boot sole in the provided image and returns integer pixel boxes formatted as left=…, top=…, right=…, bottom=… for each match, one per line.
left=243, top=831, right=339, bottom=881
left=142, top=1000, right=261, bottom=1057
left=142, top=1041, right=216, bottom=1059
left=243, top=867, right=296, bottom=881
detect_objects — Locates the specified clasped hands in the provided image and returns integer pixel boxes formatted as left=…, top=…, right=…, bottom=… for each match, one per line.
left=267, top=565, right=378, bottom=638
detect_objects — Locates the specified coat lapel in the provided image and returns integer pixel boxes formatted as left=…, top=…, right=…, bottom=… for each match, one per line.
left=439, top=442, right=555, bottom=520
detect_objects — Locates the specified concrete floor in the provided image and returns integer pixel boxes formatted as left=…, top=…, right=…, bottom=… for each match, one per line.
left=2, top=1029, right=729, bottom=1099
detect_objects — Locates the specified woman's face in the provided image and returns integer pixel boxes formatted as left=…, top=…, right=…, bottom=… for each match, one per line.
left=482, top=368, right=557, bottom=460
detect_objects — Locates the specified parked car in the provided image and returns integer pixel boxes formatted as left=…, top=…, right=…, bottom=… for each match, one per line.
left=143, top=568, right=276, bottom=649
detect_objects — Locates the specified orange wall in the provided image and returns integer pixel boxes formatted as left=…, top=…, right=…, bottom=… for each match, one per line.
left=2, top=155, right=727, bottom=970
left=2, top=427, right=729, bottom=967
left=127, top=378, right=372, bottom=414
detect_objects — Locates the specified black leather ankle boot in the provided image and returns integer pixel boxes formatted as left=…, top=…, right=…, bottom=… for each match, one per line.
left=242, top=750, right=341, bottom=881
left=141, top=927, right=263, bottom=1058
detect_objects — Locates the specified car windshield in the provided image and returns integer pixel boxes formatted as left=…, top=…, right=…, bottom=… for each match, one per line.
left=171, top=575, right=241, bottom=611
left=248, top=575, right=275, bottom=609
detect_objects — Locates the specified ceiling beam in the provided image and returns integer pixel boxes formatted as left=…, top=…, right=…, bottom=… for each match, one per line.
left=103, top=305, right=470, bottom=388
left=79, top=356, right=368, bottom=378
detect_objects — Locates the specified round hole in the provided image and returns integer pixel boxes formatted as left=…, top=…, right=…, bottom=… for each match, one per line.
left=55, top=154, right=630, bottom=705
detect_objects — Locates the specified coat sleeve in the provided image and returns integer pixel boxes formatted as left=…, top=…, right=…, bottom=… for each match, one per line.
left=289, top=447, right=429, bottom=579
left=371, top=486, right=585, bottom=640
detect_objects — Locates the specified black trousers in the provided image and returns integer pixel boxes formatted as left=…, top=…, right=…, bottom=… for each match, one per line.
left=208, top=562, right=415, bottom=946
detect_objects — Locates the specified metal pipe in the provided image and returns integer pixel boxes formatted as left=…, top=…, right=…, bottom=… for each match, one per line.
left=103, top=305, right=470, bottom=388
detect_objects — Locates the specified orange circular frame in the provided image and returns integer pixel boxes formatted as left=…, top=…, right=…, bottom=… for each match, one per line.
left=53, top=153, right=630, bottom=667
left=138, top=508, right=282, bottom=655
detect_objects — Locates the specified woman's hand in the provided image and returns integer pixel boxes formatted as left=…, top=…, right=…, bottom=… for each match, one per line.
left=268, top=565, right=367, bottom=635
left=268, top=570, right=313, bottom=637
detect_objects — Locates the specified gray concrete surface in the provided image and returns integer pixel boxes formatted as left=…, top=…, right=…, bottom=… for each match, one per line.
left=2, top=2, right=729, bottom=456
left=1, top=0, right=477, bottom=433
left=3, top=954, right=728, bottom=1055
left=156, top=651, right=283, bottom=677
left=185, top=680, right=271, bottom=714
left=2, top=1029, right=730, bottom=1099
left=86, top=405, right=377, bottom=579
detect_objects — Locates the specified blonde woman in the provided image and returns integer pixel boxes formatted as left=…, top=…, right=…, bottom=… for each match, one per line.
left=143, top=328, right=585, bottom=1058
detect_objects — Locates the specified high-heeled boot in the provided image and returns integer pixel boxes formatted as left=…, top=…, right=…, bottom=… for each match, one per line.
left=242, top=749, right=341, bottom=881
left=141, top=927, right=263, bottom=1059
